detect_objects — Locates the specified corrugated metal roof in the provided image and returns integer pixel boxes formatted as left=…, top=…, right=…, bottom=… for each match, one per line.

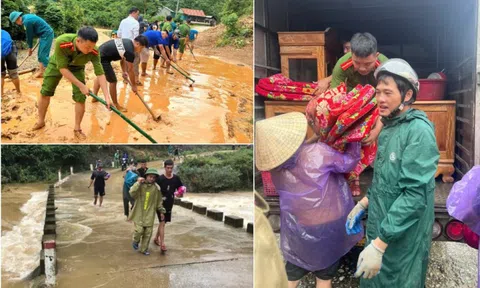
left=179, top=8, right=206, bottom=17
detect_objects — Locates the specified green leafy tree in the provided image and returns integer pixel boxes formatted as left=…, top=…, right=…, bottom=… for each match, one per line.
left=43, top=2, right=64, bottom=35
left=1, top=0, right=29, bottom=40
left=62, top=0, right=84, bottom=33
left=34, top=0, right=51, bottom=19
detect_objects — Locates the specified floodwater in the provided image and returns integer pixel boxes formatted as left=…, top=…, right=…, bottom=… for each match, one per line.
left=1, top=183, right=49, bottom=283
left=1, top=32, right=253, bottom=144
left=1, top=165, right=253, bottom=287
left=182, top=192, right=253, bottom=228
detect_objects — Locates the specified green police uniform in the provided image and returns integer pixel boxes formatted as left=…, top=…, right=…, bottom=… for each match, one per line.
left=178, top=23, right=191, bottom=54
left=128, top=181, right=166, bottom=253
left=40, top=34, right=104, bottom=103
left=330, top=52, right=389, bottom=92
left=362, top=109, right=439, bottom=288
left=162, top=21, right=173, bottom=32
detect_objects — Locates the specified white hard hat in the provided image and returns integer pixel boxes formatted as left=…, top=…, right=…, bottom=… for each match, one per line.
left=374, top=58, right=419, bottom=93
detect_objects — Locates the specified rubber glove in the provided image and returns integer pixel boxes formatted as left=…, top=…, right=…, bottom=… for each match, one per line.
left=354, top=241, right=384, bottom=279
left=345, top=201, right=366, bottom=235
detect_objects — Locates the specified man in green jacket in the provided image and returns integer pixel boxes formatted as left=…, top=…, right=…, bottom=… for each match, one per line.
left=129, top=168, right=166, bottom=255
left=10, top=11, right=54, bottom=78
left=178, top=19, right=191, bottom=60
left=345, top=59, right=439, bottom=287
left=33, top=27, right=112, bottom=140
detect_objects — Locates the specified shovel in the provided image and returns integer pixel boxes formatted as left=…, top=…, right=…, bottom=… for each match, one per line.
left=160, top=55, right=195, bottom=87
left=88, top=92, right=157, bottom=143
left=124, top=78, right=162, bottom=121
left=186, top=43, right=199, bottom=63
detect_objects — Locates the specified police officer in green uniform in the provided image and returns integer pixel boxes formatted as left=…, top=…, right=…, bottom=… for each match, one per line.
left=33, top=27, right=112, bottom=141
left=178, top=19, right=191, bottom=61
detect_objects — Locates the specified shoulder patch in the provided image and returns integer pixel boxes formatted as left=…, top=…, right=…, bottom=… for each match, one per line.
left=91, top=49, right=99, bottom=56
left=341, top=58, right=353, bottom=71
left=59, top=42, right=74, bottom=52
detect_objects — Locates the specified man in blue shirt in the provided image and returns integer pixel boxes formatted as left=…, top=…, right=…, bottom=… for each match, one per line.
left=161, top=30, right=180, bottom=74
left=189, top=29, right=199, bottom=52
left=142, top=30, right=170, bottom=73
left=1, top=30, right=21, bottom=94
left=10, top=11, right=54, bottom=78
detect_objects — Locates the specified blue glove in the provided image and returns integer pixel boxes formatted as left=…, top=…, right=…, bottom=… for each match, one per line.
left=345, top=202, right=366, bottom=235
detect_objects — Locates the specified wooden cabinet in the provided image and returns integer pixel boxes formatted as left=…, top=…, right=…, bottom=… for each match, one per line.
left=278, top=32, right=326, bottom=82
left=411, top=101, right=456, bottom=182
left=264, top=100, right=456, bottom=182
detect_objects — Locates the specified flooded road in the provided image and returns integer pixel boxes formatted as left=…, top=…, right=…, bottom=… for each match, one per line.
left=1, top=164, right=253, bottom=287
left=182, top=192, right=253, bottom=228
left=1, top=29, right=253, bottom=144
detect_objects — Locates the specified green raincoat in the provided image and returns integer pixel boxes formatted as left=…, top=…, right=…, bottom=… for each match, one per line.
left=362, top=108, right=439, bottom=288
left=128, top=181, right=166, bottom=226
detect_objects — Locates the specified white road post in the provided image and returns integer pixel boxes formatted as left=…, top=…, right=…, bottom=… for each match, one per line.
left=58, top=170, right=61, bottom=182
left=43, top=239, right=56, bottom=286
left=70, top=166, right=73, bottom=175
left=90, top=164, right=94, bottom=171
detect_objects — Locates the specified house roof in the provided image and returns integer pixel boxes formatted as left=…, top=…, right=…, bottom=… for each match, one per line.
left=179, top=8, right=206, bottom=17
left=162, top=6, right=174, bottom=12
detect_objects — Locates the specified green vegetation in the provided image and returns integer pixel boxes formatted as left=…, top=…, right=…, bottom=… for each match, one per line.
left=217, top=0, right=253, bottom=48
left=178, top=148, right=253, bottom=192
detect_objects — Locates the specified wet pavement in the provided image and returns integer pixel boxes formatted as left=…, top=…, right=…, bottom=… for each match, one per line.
left=1, top=28, right=253, bottom=144
left=1, top=164, right=253, bottom=288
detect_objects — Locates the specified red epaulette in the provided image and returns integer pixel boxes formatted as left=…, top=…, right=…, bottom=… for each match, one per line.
left=91, top=49, right=98, bottom=56
left=375, top=59, right=381, bottom=67
left=59, top=42, right=74, bottom=52
left=340, top=58, right=353, bottom=71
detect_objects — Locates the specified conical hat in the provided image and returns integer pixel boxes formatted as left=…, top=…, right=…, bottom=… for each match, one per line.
left=255, top=112, right=307, bottom=171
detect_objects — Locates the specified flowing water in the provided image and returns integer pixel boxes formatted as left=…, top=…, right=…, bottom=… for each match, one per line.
left=1, top=164, right=253, bottom=287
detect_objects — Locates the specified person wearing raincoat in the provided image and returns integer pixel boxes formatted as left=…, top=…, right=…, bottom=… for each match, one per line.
left=446, top=166, right=480, bottom=288
left=345, top=59, right=440, bottom=287
left=129, top=168, right=166, bottom=255
left=256, top=112, right=363, bottom=288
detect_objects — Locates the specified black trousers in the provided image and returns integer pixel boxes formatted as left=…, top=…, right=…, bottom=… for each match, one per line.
left=123, top=198, right=135, bottom=217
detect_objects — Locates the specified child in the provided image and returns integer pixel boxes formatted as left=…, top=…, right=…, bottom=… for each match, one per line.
left=255, top=112, right=362, bottom=288
left=129, top=168, right=166, bottom=255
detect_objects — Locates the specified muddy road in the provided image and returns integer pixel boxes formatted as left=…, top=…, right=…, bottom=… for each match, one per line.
left=1, top=28, right=253, bottom=144
left=1, top=162, right=253, bottom=287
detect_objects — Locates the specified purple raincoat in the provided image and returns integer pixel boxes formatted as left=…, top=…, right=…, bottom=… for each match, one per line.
left=270, top=142, right=363, bottom=271
left=446, top=165, right=480, bottom=288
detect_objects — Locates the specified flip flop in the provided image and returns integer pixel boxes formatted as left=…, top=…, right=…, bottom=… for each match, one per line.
left=161, top=244, right=167, bottom=251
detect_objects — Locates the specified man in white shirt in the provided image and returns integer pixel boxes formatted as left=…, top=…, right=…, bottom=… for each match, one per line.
left=118, top=7, right=142, bottom=85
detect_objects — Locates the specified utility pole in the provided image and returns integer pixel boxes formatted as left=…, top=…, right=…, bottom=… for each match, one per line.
left=176, top=0, right=180, bottom=15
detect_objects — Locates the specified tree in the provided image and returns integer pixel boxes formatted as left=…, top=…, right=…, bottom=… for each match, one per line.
left=62, top=0, right=84, bottom=33
left=44, top=2, right=64, bottom=35
left=1, top=0, right=29, bottom=40
left=35, top=0, right=51, bottom=19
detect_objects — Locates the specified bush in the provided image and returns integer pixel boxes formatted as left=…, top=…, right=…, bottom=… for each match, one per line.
left=178, top=165, right=241, bottom=193
left=44, top=2, right=64, bottom=35
left=1, top=0, right=29, bottom=40
left=62, top=0, right=84, bottom=33
left=221, top=12, right=239, bottom=37
left=177, top=149, right=253, bottom=192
